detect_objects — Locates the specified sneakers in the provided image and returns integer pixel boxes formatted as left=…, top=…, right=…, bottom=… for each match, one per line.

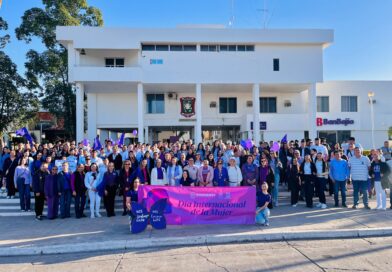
left=292, top=204, right=297, bottom=207
left=364, top=205, right=371, bottom=210
left=264, top=222, right=269, bottom=227
left=35, top=216, right=42, bottom=221
left=321, top=204, right=327, bottom=209
left=90, top=214, right=95, bottom=219
left=122, top=211, right=127, bottom=216
left=6, top=196, right=11, bottom=199
left=316, top=203, right=322, bottom=208
left=352, top=205, right=357, bottom=209
left=10, top=196, right=15, bottom=199
left=95, top=213, right=102, bottom=218
left=342, top=204, right=348, bottom=208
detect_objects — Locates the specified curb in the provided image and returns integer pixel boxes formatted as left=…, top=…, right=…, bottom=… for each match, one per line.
left=1, top=227, right=392, bottom=257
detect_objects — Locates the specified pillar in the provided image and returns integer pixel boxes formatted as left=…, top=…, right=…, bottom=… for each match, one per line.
left=308, top=83, right=317, bottom=140
left=145, top=126, right=149, bottom=144
left=252, top=84, right=261, bottom=145
left=75, top=83, right=85, bottom=142
left=195, top=83, right=202, bottom=144
left=137, top=83, right=145, bottom=143
left=87, top=92, right=97, bottom=142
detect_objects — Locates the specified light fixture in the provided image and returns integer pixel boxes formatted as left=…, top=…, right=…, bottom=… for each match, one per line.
left=80, top=49, right=86, bottom=55
left=367, top=91, right=374, bottom=98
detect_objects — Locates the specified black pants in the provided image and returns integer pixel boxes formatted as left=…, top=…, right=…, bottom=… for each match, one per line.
left=35, top=193, right=45, bottom=217
left=74, top=193, right=86, bottom=218
left=290, top=183, right=300, bottom=205
left=6, top=176, right=16, bottom=196
left=303, top=175, right=314, bottom=207
left=104, top=186, right=117, bottom=216
left=317, top=177, right=327, bottom=204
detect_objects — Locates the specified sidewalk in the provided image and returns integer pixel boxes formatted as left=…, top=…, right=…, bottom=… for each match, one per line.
left=0, top=189, right=391, bottom=256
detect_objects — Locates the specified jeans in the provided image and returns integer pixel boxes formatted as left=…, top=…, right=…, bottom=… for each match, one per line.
left=334, top=180, right=347, bottom=206
left=88, top=190, right=101, bottom=216
left=17, top=179, right=30, bottom=211
left=316, top=177, right=327, bottom=204
left=272, top=174, right=280, bottom=206
left=255, top=207, right=270, bottom=225
left=353, top=180, right=368, bottom=206
left=374, top=181, right=386, bottom=209
left=60, top=190, right=72, bottom=218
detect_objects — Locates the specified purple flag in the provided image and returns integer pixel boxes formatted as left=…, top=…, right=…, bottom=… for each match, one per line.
left=271, top=142, right=280, bottom=152
left=82, top=138, right=89, bottom=147
left=117, top=132, right=125, bottom=147
left=16, top=127, right=34, bottom=145
left=93, top=135, right=102, bottom=150
left=281, top=134, right=288, bottom=143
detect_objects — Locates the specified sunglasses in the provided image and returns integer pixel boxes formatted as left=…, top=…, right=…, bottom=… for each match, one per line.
left=125, top=163, right=130, bottom=165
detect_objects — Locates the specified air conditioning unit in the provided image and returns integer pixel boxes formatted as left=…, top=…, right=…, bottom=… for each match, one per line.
left=168, top=92, right=178, bottom=100
left=210, top=101, right=217, bottom=108
left=246, top=101, right=253, bottom=107
left=284, top=100, right=292, bottom=107
left=368, top=99, right=376, bottom=104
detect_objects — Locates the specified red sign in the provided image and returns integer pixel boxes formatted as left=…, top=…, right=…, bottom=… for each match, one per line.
left=316, top=118, right=354, bottom=126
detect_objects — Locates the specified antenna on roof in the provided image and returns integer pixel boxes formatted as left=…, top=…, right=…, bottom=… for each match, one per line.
left=228, top=0, right=235, bottom=27
left=257, top=0, right=270, bottom=29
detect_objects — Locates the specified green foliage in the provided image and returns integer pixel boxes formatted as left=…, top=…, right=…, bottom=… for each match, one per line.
left=388, top=127, right=392, bottom=139
left=0, top=17, right=10, bottom=49
left=16, top=0, right=103, bottom=138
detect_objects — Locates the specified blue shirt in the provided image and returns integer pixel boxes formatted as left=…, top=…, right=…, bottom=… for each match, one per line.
left=256, top=191, right=271, bottom=208
left=329, top=159, right=350, bottom=181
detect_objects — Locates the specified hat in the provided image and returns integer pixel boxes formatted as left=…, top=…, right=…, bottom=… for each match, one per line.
left=229, top=157, right=236, bottom=161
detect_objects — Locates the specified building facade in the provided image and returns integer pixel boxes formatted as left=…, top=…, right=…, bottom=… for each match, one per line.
left=57, top=26, right=391, bottom=148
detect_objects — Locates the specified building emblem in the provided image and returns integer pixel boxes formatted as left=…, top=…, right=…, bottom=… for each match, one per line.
left=180, top=97, right=196, bottom=118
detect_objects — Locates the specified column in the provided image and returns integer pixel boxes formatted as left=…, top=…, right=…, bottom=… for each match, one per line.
left=87, top=92, right=97, bottom=142
left=137, top=83, right=145, bottom=143
left=308, top=83, right=317, bottom=140
left=75, top=83, right=85, bottom=142
left=195, top=83, right=202, bottom=144
left=252, top=84, right=261, bottom=145
left=144, top=126, right=149, bottom=144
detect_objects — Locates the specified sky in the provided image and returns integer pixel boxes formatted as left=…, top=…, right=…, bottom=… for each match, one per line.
left=0, top=0, right=391, bottom=81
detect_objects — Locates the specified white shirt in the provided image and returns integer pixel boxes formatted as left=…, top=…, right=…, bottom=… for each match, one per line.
left=227, top=166, right=242, bottom=186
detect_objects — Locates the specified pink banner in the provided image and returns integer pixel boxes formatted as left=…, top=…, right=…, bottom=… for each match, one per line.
left=138, top=186, right=256, bottom=225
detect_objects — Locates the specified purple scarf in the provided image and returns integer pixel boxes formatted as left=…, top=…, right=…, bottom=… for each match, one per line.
left=157, top=167, right=163, bottom=180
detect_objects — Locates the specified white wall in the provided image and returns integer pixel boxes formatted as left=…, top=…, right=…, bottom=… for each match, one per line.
left=79, top=49, right=139, bottom=67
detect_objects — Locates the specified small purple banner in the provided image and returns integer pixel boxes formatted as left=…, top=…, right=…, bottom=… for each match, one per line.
left=138, top=186, right=256, bottom=225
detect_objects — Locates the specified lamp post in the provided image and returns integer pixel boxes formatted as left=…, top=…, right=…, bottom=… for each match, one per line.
left=368, top=91, right=375, bottom=149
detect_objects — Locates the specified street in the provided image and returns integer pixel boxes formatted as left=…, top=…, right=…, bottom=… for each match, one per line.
left=1, top=237, right=391, bottom=272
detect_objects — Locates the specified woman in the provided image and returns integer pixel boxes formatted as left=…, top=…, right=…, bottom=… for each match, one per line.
left=71, top=164, right=86, bottom=218
left=370, top=153, right=390, bottom=210
left=31, top=152, right=43, bottom=176
left=126, top=177, right=141, bottom=212
left=151, top=159, right=168, bottom=185
left=14, top=157, right=32, bottom=212
left=3, top=150, right=18, bottom=199
left=241, top=155, right=258, bottom=187
left=167, top=157, right=183, bottom=186
left=315, top=153, right=329, bottom=209
left=207, top=153, right=216, bottom=168
left=287, top=157, right=301, bottom=207
left=197, top=160, right=214, bottom=187
left=180, top=170, right=195, bottom=186
left=178, top=153, right=188, bottom=169
left=186, top=148, right=195, bottom=161
left=45, top=166, right=60, bottom=219
left=84, top=163, right=102, bottom=218
left=227, top=157, right=242, bottom=186
left=102, top=162, right=119, bottom=217
left=120, top=160, right=133, bottom=216
left=212, top=140, right=221, bottom=161
left=269, top=151, right=282, bottom=207
left=196, top=143, right=205, bottom=161
left=300, top=155, right=317, bottom=208
left=213, top=159, right=229, bottom=186
left=256, top=182, right=271, bottom=226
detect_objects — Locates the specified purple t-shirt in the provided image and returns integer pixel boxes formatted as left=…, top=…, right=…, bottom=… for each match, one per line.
left=256, top=191, right=271, bottom=207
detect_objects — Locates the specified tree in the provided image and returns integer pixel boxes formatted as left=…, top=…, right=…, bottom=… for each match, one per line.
left=16, top=0, right=103, bottom=138
left=0, top=17, right=39, bottom=148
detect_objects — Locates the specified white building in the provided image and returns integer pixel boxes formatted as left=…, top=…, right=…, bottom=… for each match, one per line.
left=56, top=26, right=391, bottom=148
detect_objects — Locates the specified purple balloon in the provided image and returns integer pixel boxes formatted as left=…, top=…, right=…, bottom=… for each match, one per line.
left=271, top=142, right=280, bottom=152
left=132, top=129, right=138, bottom=136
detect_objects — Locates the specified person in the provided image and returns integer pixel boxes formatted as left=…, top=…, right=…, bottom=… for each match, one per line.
left=84, top=163, right=102, bottom=218
left=380, top=141, right=391, bottom=161
left=132, top=159, right=150, bottom=184
left=151, top=159, right=168, bottom=185
left=126, top=177, right=141, bottom=213
left=45, top=166, right=60, bottom=219
left=227, top=157, right=242, bottom=186
left=3, top=150, right=18, bottom=198
left=369, top=152, right=390, bottom=210
left=71, top=164, right=86, bottom=218
left=349, top=147, right=371, bottom=209
left=329, top=150, right=350, bottom=207
left=102, top=162, right=119, bottom=217
left=167, top=157, right=183, bottom=186
left=33, top=162, right=49, bottom=220
left=57, top=162, right=72, bottom=218
left=180, top=170, right=195, bottom=186
left=119, top=160, right=132, bottom=216
left=108, top=145, right=123, bottom=172
left=255, top=183, right=271, bottom=226
left=386, top=158, right=392, bottom=209
left=184, top=158, right=199, bottom=181
left=314, top=153, right=328, bottom=209
left=300, top=155, right=317, bottom=208
left=287, top=157, right=301, bottom=207
left=241, top=155, right=258, bottom=187
left=197, top=159, right=214, bottom=187
left=269, top=151, right=282, bottom=206
left=14, top=157, right=32, bottom=212
left=213, top=159, right=229, bottom=186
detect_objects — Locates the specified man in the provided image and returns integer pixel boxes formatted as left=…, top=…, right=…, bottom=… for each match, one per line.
left=312, top=138, right=328, bottom=160
left=342, top=137, right=363, bottom=154
left=57, top=162, right=72, bottom=218
left=348, top=147, right=371, bottom=209
left=184, top=157, right=199, bottom=181
left=386, top=158, right=392, bottom=209
left=380, top=141, right=391, bottom=161
left=108, top=145, right=123, bottom=172
left=71, top=164, right=86, bottom=218
left=33, top=163, right=50, bottom=220
left=298, top=139, right=311, bottom=158
left=329, top=150, right=350, bottom=207
left=90, top=150, right=103, bottom=168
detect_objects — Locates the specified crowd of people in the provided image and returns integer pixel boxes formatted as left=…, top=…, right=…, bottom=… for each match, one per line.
left=0, top=137, right=391, bottom=226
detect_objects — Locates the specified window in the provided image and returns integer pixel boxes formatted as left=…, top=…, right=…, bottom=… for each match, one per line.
left=273, top=58, right=280, bottom=71
left=141, top=44, right=155, bottom=51
left=147, top=94, right=165, bottom=114
left=259, top=97, right=277, bottom=113
left=200, top=45, right=209, bottom=52
left=155, top=45, right=169, bottom=51
left=170, top=45, right=183, bottom=51
left=228, top=45, right=237, bottom=51
left=341, top=96, right=358, bottom=112
left=237, top=45, right=246, bottom=51
left=183, top=45, right=197, bottom=51
left=246, top=45, right=255, bottom=51
left=219, top=97, right=237, bottom=113
left=219, top=45, right=228, bottom=51
left=317, top=96, right=329, bottom=112
left=105, top=58, right=125, bottom=67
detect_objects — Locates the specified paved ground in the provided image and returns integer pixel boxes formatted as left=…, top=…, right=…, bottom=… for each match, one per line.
left=1, top=237, right=391, bottom=271
left=0, top=186, right=391, bottom=253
